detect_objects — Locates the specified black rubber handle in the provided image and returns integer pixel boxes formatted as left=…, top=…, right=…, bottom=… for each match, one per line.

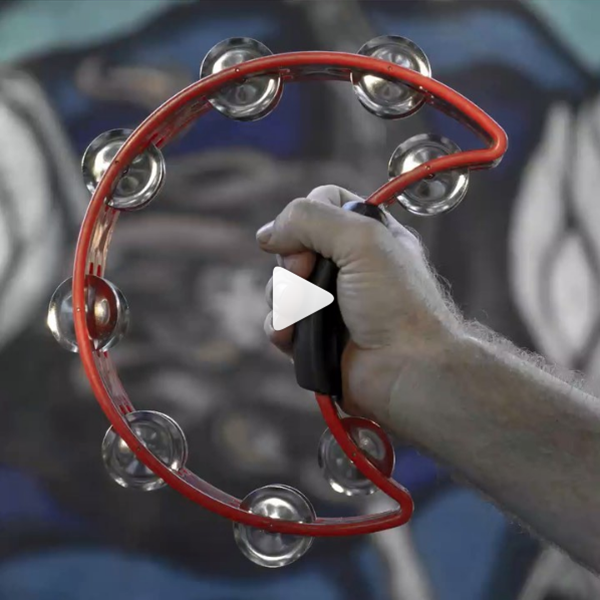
left=292, top=200, right=386, bottom=402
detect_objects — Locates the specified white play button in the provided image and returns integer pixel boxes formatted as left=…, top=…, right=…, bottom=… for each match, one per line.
left=272, top=266, right=334, bottom=331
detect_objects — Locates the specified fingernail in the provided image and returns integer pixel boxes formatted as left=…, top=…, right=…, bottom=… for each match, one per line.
left=256, top=222, right=273, bottom=245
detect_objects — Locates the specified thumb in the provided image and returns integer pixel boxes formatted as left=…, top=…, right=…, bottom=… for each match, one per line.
left=256, top=197, right=390, bottom=267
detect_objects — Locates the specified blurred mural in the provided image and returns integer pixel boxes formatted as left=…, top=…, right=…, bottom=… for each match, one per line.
left=0, top=0, right=598, bottom=598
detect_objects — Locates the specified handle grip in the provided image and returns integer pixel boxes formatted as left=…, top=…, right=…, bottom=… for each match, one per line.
left=292, top=200, right=386, bottom=401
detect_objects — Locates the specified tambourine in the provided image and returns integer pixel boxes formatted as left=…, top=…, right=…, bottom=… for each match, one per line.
left=47, top=35, right=507, bottom=568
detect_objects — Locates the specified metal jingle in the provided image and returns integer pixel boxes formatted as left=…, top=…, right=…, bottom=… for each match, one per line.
left=101, top=410, right=188, bottom=491
left=81, top=128, right=165, bottom=211
left=232, top=484, right=315, bottom=568
left=47, top=275, right=130, bottom=353
left=352, top=35, right=431, bottom=119
left=388, top=133, right=470, bottom=216
left=200, top=37, right=282, bottom=121
left=318, top=419, right=395, bottom=497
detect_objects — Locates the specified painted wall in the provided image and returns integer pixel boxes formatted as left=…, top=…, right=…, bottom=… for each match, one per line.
left=0, top=1, right=598, bottom=598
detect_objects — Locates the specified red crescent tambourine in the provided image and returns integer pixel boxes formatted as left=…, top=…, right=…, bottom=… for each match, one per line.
left=47, top=36, right=507, bottom=568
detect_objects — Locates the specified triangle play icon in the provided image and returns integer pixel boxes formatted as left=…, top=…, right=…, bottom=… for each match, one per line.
left=272, top=266, right=334, bottom=331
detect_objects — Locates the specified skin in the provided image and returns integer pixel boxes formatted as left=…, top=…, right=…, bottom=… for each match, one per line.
left=256, top=185, right=600, bottom=574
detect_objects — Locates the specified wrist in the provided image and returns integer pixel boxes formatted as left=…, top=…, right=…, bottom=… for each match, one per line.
left=384, top=322, right=468, bottom=443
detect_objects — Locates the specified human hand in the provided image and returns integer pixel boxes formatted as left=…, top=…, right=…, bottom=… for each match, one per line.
left=256, top=185, right=461, bottom=429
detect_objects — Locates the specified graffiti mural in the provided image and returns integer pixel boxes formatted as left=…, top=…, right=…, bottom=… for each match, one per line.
left=0, top=1, right=598, bottom=598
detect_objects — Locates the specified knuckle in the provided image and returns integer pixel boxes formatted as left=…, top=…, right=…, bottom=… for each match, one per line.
left=285, top=197, right=313, bottom=223
left=308, top=184, right=340, bottom=202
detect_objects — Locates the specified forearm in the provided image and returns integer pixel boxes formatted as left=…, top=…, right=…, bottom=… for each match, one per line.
left=388, top=328, right=600, bottom=572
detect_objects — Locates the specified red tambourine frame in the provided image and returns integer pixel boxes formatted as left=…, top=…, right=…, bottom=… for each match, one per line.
left=72, top=51, right=508, bottom=537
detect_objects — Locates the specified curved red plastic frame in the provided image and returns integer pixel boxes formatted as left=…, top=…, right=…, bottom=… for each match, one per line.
left=72, top=51, right=508, bottom=536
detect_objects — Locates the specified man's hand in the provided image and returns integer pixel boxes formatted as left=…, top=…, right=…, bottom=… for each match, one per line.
left=257, top=184, right=600, bottom=574
left=256, top=184, right=460, bottom=425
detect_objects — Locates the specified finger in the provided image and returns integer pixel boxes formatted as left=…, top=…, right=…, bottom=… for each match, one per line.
left=312, top=185, right=418, bottom=248
left=282, top=251, right=316, bottom=278
left=266, top=251, right=315, bottom=309
left=310, top=188, right=422, bottom=255
left=305, top=184, right=364, bottom=208
left=265, top=276, right=273, bottom=310
left=256, top=185, right=365, bottom=255
left=306, top=185, right=417, bottom=249
left=263, top=312, right=294, bottom=356
left=256, top=196, right=391, bottom=263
